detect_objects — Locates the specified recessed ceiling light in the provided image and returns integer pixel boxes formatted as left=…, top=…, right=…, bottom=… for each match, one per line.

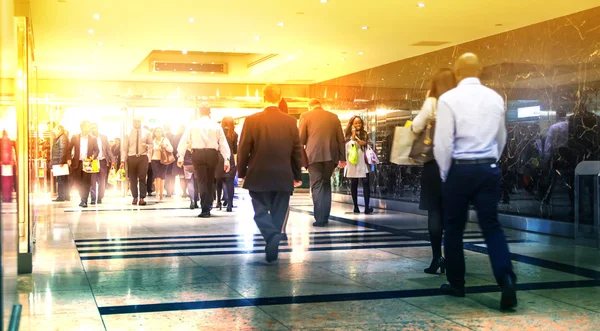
left=341, top=57, right=345, bottom=61
left=417, top=2, right=425, bottom=7
left=97, top=42, right=103, bottom=46
left=211, top=72, right=215, bottom=75
left=191, top=71, right=197, bottom=74
left=361, top=26, right=369, bottom=30
left=168, top=45, right=172, bottom=49
left=93, top=13, right=100, bottom=20
left=324, top=64, right=329, bottom=66
left=381, top=78, right=385, bottom=80
left=161, top=48, right=165, bottom=51
left=277, top=22, right=284, bottom=27
left=320, top=0, right=328, bottom=3
left=298, top=50, right=303, bottom=53
left=192, top=62, right=197, bottom=64
left=182, top=49, right=188, bottom=54
left=88, top=29, right=94, bottom=34
left=358, top=52, right=364, bottom=55
left=254, top=36, right=260, bottom=40
left=188, top=17, right=195, bottom=23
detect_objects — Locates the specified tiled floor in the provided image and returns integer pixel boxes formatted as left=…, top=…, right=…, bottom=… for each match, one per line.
left=15, top=190, right=600, bottom=330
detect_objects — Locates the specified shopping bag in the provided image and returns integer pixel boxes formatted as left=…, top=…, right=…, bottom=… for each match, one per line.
left=83, top=158, right=100, bottom=173
left=51, top=164, right=70, bottom=176
left=365, top=146, right=380, bottom=165
left=390, top=127, right=417, bottom=165
left=117, top=168, right=127, bottom=181
left=107, top=167, right=117, bottom=185
left=348, top=142, right=359, bottom=165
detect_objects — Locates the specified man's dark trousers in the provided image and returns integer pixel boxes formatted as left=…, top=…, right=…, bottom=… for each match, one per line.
left=192, top=149, right=218, bottom=213
left=249, top=191, right=291, bottom=242
left=308, top=161, right=336, bottom=225
left=443, top=162, right=515, bottom=288
left=127, top=155, right=149, bottom=199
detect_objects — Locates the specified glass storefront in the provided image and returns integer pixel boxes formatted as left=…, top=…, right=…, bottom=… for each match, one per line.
left=314, top=7, right=600, bottom=224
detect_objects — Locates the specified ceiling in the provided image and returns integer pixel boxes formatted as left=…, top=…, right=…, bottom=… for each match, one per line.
left=29, top=0, right=600, bottom=84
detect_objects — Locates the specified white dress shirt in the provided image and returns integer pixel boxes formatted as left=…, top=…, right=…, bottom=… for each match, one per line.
left=79, top=135, right=89, bottom=161
left=97, top=136, right=104, bottom=160
left=433, top=77, right=507, bottom=182
left=177, top=116, right=231, bottom=167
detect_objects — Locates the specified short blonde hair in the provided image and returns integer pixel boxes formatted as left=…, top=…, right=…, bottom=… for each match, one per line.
left=263, top=84, right=282, bottom=104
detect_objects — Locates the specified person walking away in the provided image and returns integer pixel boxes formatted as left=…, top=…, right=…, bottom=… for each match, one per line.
left=434, top=53, right=517, bottom=310
left=121, top=118, right=152, bottom=206
left=299, top=98, right=346, bottom=227
left=89, top=123, right=114, bottom=204
left=182, top=143, right=199, bottom=209
left=50, top=126, right=70, bottom=202
left=69, top=121, right=99, bottom=208
left=150, top=127, right=173, bottom=202
left=238, top=84, right=303, bottom=262
left=163, top=123, right=176, bottom=197
left=177, top=102, right=230, bottom=218
left=172, top=125, right=187, bottom=197
left=218, top=116, right=238, bottom=212
left=278, top=98, right=292, bottom=238
left=344, top=116, right=373, bottom=214
left=411, top=68, right=457, bottom=274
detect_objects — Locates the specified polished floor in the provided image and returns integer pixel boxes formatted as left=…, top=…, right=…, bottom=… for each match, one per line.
left=16, top=190, right=600, bottom=330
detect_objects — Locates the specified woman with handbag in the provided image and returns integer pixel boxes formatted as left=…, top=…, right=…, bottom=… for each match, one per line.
left=344, top=115, right=374, bottom=215
left=411, top=68, right=457, bottom=274
left=150, top=127, right=174, bottom=202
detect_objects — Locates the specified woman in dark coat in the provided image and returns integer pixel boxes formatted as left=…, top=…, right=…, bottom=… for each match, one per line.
left=217, top=116, right=238, bottom=212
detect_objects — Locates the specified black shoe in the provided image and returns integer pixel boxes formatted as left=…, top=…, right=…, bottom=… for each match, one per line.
left=90, top=200, right=96, bottom=205
left=223, top=200, right=228, bottom=207
left=500, top=275, right=518, bottom=310
left=312, top=222, right=327, bottom=227
left=79, top=201, right=88, bottom=208
left=365, top=207, right=374, bottom=215
left=226, top=206, right=233, bottom=212
left=97, top=199, right=102, bottom=204
left=190, top=202, right=196, bottom=210
left=139, top=199, right=147, bottom=206
left=280, top=233, right=288, bottom=241
left=424, top=256, right=445, bottom=275
left=53, top=197, right=66, bottom=202
left=198, top=211, right=211, bottom=218
left=265, top=234, right=281, bottom=263
left=440, top=284, right=465, bottom=297
left=353, top=207, right=360, bottom=214
left=216, top=203, right=222, bottom=210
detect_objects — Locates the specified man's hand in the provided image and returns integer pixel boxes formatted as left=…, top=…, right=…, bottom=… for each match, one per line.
left=67, top=160, right=72, bottom=166
left=120, top=161, right=125, bottom=169
left=338, top=161, right=347, bottom=168
left=177, top=161, right=183, bottom=168
left=224, top=165, right=230, bottom=173
left=294, top=180, right=302, bottom=188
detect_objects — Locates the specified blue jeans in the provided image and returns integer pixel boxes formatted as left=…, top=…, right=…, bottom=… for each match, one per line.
left=443, top=162, right=514, bottom=287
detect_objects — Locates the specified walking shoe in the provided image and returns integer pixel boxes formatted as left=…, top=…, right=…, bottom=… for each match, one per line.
left=79, top=201, right=88, bottom=208
left=440, top=284, right=465, bottom=297
left=132, top=198, right=138, bottom=205
left=265, top=234, right=281, bottom=263
left=365, top=207, right=374, bottom=215
left=198, top=211, right=211, bottom=218
left=500, top=275, right=518, bottom=310
left=138, top=199, right=147, bottom=206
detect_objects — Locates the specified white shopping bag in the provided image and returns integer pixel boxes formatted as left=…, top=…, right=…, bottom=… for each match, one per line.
left=52, top=164, right=70, bottom=176
left=390, top=127, right=417, bottom=165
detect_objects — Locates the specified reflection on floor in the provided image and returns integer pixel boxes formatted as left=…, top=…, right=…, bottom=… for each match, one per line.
left=17, top=191, right=600, bottom=330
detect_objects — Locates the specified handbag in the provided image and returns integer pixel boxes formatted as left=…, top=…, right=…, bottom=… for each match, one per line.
left=409, top=99, right=437, bottom=164
left=348, top=141, right=359, bottom=165
left=390, top=127, right=417, bottom=165
left=365, top=145, right=380, bottom=165
left=107, top=167, right=117, bottom=185
left=159, top=138, right=176, bottom=165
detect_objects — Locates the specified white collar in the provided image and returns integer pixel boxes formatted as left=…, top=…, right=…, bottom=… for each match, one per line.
left=458, top=77, right=481, bottom=86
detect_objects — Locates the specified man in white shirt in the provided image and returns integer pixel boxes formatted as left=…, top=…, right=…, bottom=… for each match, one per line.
left=434, top=53, right=517, bottom=310
left=69, top=121, right=99, bottom=208
left=177, top=103, right=230, bottom=218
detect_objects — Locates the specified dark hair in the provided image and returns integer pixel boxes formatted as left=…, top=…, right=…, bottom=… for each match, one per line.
left=221, top=116, right=235, bottom=140
left=429, top=68, right=457, bottom=99
left=152, top=127, right=163, bottom=139
left=278, top=98, right=289, bottom=114
left=344, top=115, right=367, bottom=140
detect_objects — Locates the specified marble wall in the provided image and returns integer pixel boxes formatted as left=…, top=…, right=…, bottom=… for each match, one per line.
left=312, top=7, right=600, bottom=223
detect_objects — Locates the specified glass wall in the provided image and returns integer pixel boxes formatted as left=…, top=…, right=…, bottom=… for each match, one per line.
left=312, top=7, right=600, bottom=224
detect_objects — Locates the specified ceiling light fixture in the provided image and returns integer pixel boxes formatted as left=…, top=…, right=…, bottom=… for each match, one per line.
left=417, top=2, right=425, bottom=7
left=341, top=57, right=345, bottom=61
left=168, top=45, right=172, bottom=49
left=88, top=29, right=94, bottom=35
left=298, top=50, right=303, bottom=53
left=361, top=26, right=369, bottom=30
left=358, top=51, right=364, bottom=55
left=182, top=49, right=188, bottom=54
left=278, top=22, right=284, bottom=27
left=320, top=0, right=328, bottom=3
left=93, top=13, right=100, bottom=20
left=97, top=42, right=103, bottom=46
left=188, top=17, right=195, bottom=23
left=254, top=36, right=260, bottom=40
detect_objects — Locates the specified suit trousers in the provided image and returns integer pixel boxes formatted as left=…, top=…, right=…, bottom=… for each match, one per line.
left=90, top=159, right=109, bottom=202
left=443, top=163, right=515, bottom=288
left=72, top=161, right=92, bottom=202
left=308, top=161, right=336, bottom=225
left=192, top=149, right=219, bottom=212
left=127, top=155, right=149, bottom=199
left=56, top=175, right=68, bottom=199
left=249, top=191, right=291, bottom=243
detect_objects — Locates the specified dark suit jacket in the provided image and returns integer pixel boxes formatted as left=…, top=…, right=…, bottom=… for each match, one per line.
left=299, top=107, right=346, bottom=166
left=238, top=106, right=302, bottom=192
left=96, top=134, right=114, bottom=164
left=69, top=134, right=99, bottom=169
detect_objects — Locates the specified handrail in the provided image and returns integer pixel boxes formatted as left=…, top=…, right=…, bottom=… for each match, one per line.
left=7, top=304, right=22, bottom=331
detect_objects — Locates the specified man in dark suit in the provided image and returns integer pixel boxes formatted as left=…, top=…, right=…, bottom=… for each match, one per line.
left=69, top=121, right=99, bottom=208
left=238, top=84, right=303, bottom=262
left=89, top=123, right=114, bottom=204
left=299, top=99, right=346, bottom=227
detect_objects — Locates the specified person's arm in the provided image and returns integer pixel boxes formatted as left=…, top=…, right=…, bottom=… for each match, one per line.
left=299, top=113, right=308, bottom=146
left=231, top=133, right=238, bottom=155
left=291, top=124, right=303, bottom=182
left=496, top=98, right=507, bottom=159
left=336, top=119, right=346, bottom=162
left=177, top=127, right=191, bottom=164
left=164, top=138, right=174, bottom=153
left=121, top=134, right=129, bottom=164
left=106, top=137, right=115, bottom=164
left=412, top=98, right=434, bottom=134
left=60, top=136, right=69, bottom=164
left=433, top=99, right=455, bottom=182
left=237, top=118, right=253, bottom=179
left=217, top=127, right=231, bottom=168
